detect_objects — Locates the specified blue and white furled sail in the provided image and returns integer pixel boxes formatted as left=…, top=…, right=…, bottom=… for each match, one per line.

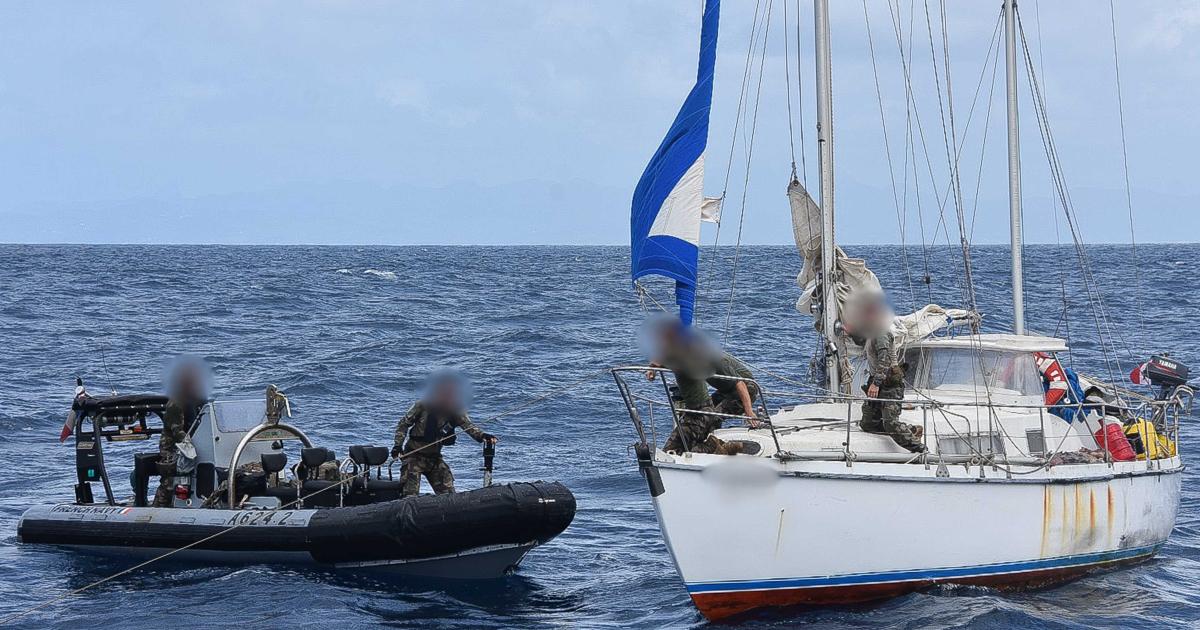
left=630, top=0, right=720, bottom=326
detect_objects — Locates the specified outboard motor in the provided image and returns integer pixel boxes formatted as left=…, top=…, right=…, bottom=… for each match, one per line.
left=1133, top=354, right=1191, bottom=400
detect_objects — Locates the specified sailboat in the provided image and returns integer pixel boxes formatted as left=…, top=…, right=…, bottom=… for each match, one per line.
left=616, top=0, right=1191, bottom=621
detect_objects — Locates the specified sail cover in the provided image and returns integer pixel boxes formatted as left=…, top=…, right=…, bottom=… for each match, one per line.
left=630, top=0, right=720, bottom=326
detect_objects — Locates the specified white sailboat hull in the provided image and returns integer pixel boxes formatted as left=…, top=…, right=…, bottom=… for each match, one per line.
left=646, top=453, right=1182, bottom=620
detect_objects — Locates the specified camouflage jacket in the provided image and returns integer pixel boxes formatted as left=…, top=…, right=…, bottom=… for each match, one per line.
left=158, top=399, right=194, bottom=456
left=393, top=401, right=485, bottom=458
left=865, top=330, right=901, bottom=386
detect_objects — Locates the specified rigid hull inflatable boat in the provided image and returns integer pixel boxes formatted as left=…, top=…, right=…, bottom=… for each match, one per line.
left=18, top=391, right=575, bottom=578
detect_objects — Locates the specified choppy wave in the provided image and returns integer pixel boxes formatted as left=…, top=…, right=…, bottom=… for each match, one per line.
left=363, top=268, right=398, bottom=280
left=0, top=244, right=1196, bottom=629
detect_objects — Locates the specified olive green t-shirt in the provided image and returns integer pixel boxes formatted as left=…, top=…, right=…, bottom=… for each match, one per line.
left=707, top=352, right=753, bottom=395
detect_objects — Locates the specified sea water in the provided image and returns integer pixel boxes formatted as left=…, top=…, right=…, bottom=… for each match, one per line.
left=0, top=244, right=1196, bottom=628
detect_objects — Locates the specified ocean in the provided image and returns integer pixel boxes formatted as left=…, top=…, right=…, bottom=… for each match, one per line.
left=0, top=243, right=1196, bottom=628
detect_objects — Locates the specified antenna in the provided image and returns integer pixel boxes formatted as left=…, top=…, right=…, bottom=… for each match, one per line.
left=96, top=339, right=117, bottom=395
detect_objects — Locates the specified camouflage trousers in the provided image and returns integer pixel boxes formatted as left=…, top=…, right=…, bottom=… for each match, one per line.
left=152, top=476, right=174, bottom=508
left=664, top=407, right=741, bottom=455
left=860, top=385, right=925, bottom=453
left=400, top=454, right=456, bottom=496
left=151, top=449, right=178, bottom=508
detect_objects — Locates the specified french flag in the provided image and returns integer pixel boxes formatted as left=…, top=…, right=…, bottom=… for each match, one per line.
left=60, top=379, right=86, bottom=443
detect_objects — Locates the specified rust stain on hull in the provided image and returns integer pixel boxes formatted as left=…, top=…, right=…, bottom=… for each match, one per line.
left=1041, top=486, right=1051, bottom=557
left=1089, top=489, right=1097, bottom=531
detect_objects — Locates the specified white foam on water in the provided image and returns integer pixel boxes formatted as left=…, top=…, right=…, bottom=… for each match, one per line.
left=335, top=268, right=353, bottom=274
left=363, top=269, right=398, bottom=280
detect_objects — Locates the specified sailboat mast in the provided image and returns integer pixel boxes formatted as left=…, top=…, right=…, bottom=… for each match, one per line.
left=1004, top=0, right=1026, bottom=335
left=814, top=0, right=840, bottom=391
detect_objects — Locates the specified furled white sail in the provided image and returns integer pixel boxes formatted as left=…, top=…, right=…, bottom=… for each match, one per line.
left=788, top=178, right=978, bottom=348
left=789, top=179, right=881, bottom=321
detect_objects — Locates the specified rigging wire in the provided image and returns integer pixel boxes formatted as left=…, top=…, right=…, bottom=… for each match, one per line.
left=701, top=0, right=765, bottom=321
left=1108, top=0, right=1143, bottom=347
left=1015, top=8, right=1133, bottom=387
left=862, top=0, right=918, bottom=313
left=782, top=0, right=798, bottom=171
left=965, top=23, right=1003, bottom=241
left=1030, top=0, right=1074, bottom=362
left=793, top=0, right=809, bottom=188
left=885, top=0, right=963, bottom=303
left=923, top=0, right=977, bottom=316
left=722, top=0, right=775, bottom=343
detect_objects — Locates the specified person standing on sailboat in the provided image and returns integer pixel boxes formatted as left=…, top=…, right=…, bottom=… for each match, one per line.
left=847, top=293, right=926, bottom=453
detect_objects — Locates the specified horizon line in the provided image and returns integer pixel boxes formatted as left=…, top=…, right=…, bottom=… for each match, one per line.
left=0, top=241, right=1193, bottom=247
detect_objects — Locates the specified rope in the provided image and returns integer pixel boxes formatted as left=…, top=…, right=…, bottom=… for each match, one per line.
left=1, top=368, right=614, bottom=626
left=923, top=0, right=977, bottom=316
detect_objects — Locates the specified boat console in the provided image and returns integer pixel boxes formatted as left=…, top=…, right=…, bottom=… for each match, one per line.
left=68, top=392, right=420, bottom=510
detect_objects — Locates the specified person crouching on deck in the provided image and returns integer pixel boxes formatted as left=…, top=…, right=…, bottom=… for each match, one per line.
left=645, top=317, right=744, bottom=456
left=392, top=370, right=497, bottom=496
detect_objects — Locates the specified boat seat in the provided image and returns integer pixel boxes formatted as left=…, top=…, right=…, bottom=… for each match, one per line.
left=131, top=452, right=161, bottom=508
left=263, top=486, right=297, bottom=500
left=299, top=480, right=343, bottom=508
left=345, top=479, right=404, bottom=505
left=261, top=452, right=288, bottom=475
left=349, top=445, right=389, bottom=468
left=301, top=447, right=334, bottom=468
left=298, top=447, right=336, bottom=481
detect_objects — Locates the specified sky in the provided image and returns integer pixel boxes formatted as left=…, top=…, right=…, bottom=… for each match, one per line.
left=1, top=0, right=1198, bottom=245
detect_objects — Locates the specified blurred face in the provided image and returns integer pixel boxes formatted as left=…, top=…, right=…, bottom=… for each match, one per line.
left=167, top=355, right=211, bottom=401
left=423, top=370, right=470, bottom=412
left=431, top=382, right=458, bottom=409
left=846, top=292, right=891, bottom=337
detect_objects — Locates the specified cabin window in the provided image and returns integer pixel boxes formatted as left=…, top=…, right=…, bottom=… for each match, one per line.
left=211, top=400, right=269, bottom=433
left=1026, top=429, right=1045, bottom=455
left=937, top=432, right=1007, bottom=456
left=920, top=349, right=1042, bottom=397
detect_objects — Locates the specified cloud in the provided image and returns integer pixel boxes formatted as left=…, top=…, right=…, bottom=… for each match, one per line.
left=378, top=78, right=430, bottom=110
left=377, top=78, right=479, bottom=128
left=1137, top=3, right=1200, bottom=51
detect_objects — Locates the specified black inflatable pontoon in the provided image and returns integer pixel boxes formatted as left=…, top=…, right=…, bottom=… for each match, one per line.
left=18, top=389, right=576, bottom=578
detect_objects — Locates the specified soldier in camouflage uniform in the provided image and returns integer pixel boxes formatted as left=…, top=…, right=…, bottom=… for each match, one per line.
left=859, top=328, right=926, bottom=453
left=648, top=319, right=743, bottom=455
left=706, top=352, right=761, bottom=429
left=153, top=359, right=206, bottom=507
left=392, top=373, right=496, bottom=497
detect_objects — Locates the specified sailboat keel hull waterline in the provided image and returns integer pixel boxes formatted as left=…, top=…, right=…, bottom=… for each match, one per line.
left=646, top=456, right=1181, bottom=621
